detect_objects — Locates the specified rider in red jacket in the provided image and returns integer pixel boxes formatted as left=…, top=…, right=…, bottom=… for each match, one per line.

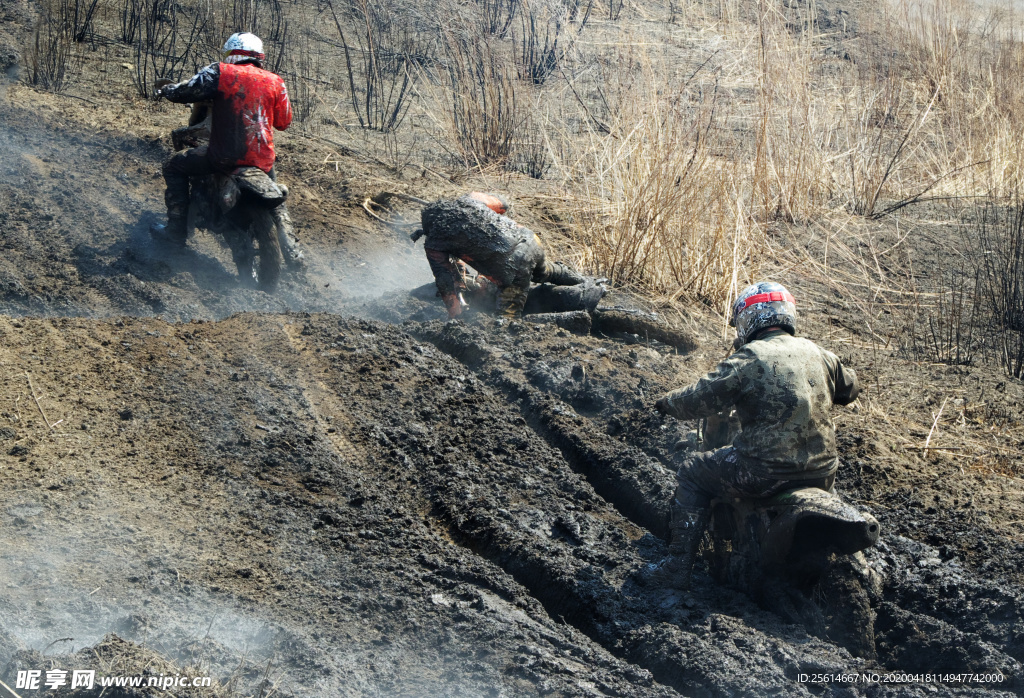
left=151, top=33, right=293, bottom=247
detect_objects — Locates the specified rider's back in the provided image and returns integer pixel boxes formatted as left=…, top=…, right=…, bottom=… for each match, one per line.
left=208, top=62, right=291, bottom=173
left=420, top=196, right=547, bottom=287
left=731, top=331, right=856, bottom=480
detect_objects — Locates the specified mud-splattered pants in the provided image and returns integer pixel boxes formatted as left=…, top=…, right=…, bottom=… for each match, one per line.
left=426, top=242, right=547, bottom=319
left=162, top=147, right=217, bottom=219
left=673, top=446, right=835, bottom=509
left=162, top=150, right=286, bottom=232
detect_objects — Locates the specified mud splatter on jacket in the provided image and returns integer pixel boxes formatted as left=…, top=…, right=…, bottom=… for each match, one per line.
left=660, top=330, right=859, bottom=480
left=162, top=62, right=292, bottom=173
left=421, top=195, right=548, bottom=293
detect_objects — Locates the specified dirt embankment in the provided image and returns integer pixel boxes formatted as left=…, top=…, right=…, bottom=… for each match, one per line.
left=1, top=35, right=1024, bottom=697
left=1, top=307, right=1023, bottom=696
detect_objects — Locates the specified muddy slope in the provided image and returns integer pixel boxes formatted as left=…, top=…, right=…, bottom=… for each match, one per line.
left=2, top=28, right=1024, bottom=695
left=1, top=312, right=1021, bottom=696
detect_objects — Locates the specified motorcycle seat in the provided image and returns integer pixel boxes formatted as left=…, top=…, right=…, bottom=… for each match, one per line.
left=231, top=167, right=287, bottom=207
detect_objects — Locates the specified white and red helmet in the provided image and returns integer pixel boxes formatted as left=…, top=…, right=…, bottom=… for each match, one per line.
left=730, top=281, right=796, bottom=346
left=222, top=33, right=265, bottom=65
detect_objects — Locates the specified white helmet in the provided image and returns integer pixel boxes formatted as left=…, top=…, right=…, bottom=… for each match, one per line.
left=730, top=281, right=796, bottom=346
left=222, top=33, right=265, bottom=65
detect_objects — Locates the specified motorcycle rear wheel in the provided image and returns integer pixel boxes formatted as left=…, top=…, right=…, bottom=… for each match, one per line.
left=235, top=209, right=282, bottom=291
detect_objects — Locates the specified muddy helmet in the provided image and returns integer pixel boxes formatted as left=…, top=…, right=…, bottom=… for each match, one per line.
left=222, top=33, right=265, bottom=65
left=730, top=281, right=796, bottom=346
left=467, top=192, right=511, bottom=216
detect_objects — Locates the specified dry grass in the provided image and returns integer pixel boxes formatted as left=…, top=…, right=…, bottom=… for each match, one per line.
left=20, top=0, right=1024, bottom=365
left=430, top=27, right=524, bottom=168
left=545, top=47, right=757, bottom=311
left=5, top=633, right=239, bottom=697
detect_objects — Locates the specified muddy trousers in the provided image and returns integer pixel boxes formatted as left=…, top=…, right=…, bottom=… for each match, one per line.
left=425, top=248, right=536, bottom=319
left=162, top=147, right=217, bottom=224
left=162, top=153, right=291, bottom=253
left=163, top=149, right=283, bottom=212
left=674, top=446, right=835, bottom=509
left=663, top=447, right=835, bottom=588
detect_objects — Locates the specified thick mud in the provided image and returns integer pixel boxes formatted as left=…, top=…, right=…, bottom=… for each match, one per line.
left=1, top=308, right=1022, bottom=696
left=2, top=34, right=1024, bottom=698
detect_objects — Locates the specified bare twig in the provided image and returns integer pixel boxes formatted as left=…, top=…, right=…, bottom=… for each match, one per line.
left=41, top=637, right=74, bottom=654
left=26, top=372, right=55, bottom=430
left=0, top=678, right=24, bottom=698
left=922, top=396, right=949, bottom=458
left=362, top=198, right=392, bottom=224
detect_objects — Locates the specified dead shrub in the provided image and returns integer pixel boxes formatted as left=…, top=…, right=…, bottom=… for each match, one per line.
left=974, top=199, right=1024, bottom=378
left=510, top=116, right=551, bottom=179
left=751, top=1, right=945, bottom=222
left=224, top=0, right=288, bottom=74
left=550, top=51, right=757, bottom=308
left=326, top=0, right=423, bottom=132
left=475, top=0, right=519, bottom=36
left=433, top=29, right=524, bottom=168
left=889, top=0, right=1024, bottom=199
left=281, top=30, right=327, bottom=126
left=900, top=261, right=982, bottom=366
left=131, top=0, right=210, bottom=98
left=23, top=0, right=83, bottom=93
left=69, top=0, right=102, bottom=43
left=512, top=0, right=592, bottom=85
left=118, top=0, right=141, bottom=44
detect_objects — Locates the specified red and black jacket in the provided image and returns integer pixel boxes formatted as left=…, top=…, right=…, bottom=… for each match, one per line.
left=164, top=62, right=292, bottom=173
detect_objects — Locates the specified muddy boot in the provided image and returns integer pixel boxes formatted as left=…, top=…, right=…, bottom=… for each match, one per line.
left=543, top=261, right=586, bottom=286
left=271, top=204, right=303, bottom=267
left=150, top=208, right=187, bottom=249
left=497, top=284, right=529, bottom=319
left=638, top=505, right=709, bottom=589
left=524, top=280, right=606, bottom=315
left=441, top=292, right=467, bottom=319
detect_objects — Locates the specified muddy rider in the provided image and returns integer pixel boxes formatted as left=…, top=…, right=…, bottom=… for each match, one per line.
left=414, top=193, right=585, bottom=319
left=648, top=281, right=860, bottom=587
left=151, top=33, right=292, bottom=248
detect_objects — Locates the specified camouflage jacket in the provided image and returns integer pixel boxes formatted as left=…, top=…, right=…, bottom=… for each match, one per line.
left=660, top=330, right=859, bottom=480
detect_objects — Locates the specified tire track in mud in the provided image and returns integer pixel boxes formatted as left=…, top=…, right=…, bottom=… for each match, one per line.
left=98, top=313, right=682, bottom=696
left=254, top=314, right=694, bottom=695
left=277, top=318, right=373, bottom=471
left=413, top=320, right=676, bottom=541
left=409, top=319, right=1024, bottom=686
left=5, top=312, right=1020, bottom=694
left=404, top=319, right=1024, bottom=695
left=277, top=316, right=874, bottom=696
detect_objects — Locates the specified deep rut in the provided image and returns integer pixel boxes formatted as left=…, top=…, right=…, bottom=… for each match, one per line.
left=277, top=315, right=875, bottom=696
left=408, top=319, right=1024, bottom=696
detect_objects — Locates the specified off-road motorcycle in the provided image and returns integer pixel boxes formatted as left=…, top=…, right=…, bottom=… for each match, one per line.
left=697, top=413, right=882, bottom=657
left=156, top=90, right=297, bottom=291
left=184, top=159, right=286, bottom=291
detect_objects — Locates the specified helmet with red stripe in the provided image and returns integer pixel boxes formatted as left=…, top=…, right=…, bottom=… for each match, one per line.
left=467, top=191, right=511, bottom=216
left=222, top=33, right=265, bottom=66
left=730, top=281, right=796, bottom=346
